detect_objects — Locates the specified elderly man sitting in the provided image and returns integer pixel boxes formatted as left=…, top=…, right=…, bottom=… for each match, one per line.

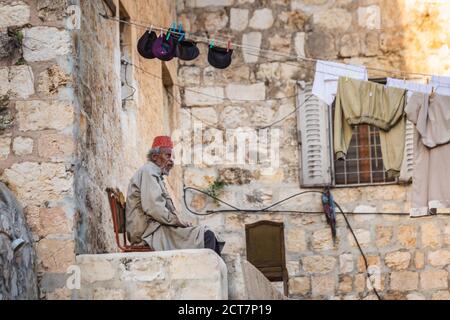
left=126, top=136, right=225, bottom=256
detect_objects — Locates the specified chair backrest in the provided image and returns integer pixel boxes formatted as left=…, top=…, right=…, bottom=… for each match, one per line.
left=106, top=188, right=126, bottom=234
left=245, top=221, right=287, bottom=281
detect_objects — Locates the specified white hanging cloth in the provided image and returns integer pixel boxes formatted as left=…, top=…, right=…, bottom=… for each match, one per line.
left=386, top=78, right=432, bottom=99
left=312, top=60, right=368, bottom=106
left=430, top=75, right=450, bottom=96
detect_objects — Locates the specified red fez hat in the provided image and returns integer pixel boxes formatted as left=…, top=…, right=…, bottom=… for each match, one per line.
left=152, top=136, right=173, bottom=149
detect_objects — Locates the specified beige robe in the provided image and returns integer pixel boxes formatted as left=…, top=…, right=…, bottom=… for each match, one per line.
left=334, top=77, right=407, bottom=177
left=405, top=93, right=450, bottom=217
left=126, top=161, right=222, bottom=251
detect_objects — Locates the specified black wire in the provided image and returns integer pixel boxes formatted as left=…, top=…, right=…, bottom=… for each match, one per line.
left=183, top=186, right=383, bottom=299
left=334, top=200, right=382, bottom=300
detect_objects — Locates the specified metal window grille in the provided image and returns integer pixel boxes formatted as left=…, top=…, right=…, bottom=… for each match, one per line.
left=334, top=125, right=396, bottom=186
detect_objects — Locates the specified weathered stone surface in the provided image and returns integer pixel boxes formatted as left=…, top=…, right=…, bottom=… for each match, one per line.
left=294, top=32, right=306, bottom=57
left=184, top=167, right=217, bottom=189
left=339, top=34, right=360, bottom=57
left=77, top=250, right=228, bottom=300
left=37, top=0, right=69, bottom=22
left=184, top=87, right=225, bottom=106
left=36, top=239, right=75, bottom=273
left=313, top=8, right=352, bottom=32
left=278, top=10, right=308, bottom=31
left=0, top=182, right=38, bottom=300
left=249, top=9, right=274, bottom=30
left=428, top=250, right=450, bottom=267
left=348, top=229, right=371, bottom=248
left=221, top=106, right=249, bottom=128
left=37, top=207, right=73, bottom=237
left=358, top=5, right=381, bottom=30
left=311, top=275, right=335, bottom=296
left=93, top=288, right=126, bottom=300
left=2, top=162, right=73, bottom=206
left=420, top=270, right=448, bottom=290
left=415, top=251, right=425, bottom=269
left=16, top=100, right=74, bottom=131
left=289, top=276, right=310, bottom=295
left=431, top=291, right=450, bottom=300
left=203, top=10, right=228, bottom=31
left=38, top=65, right=71, bottom=96
left=306, top=29, right=337, bottom=59
left=12, top=136, right=33, bottom=156
left=385, top=251, right=411, bottom=270
left=37, top=133, right=74, bottom=161
left=0, top=134, right=11, bottom=160
left=312, top=228, right=335, bottom=251
left=242, top=32, right=262, bottom=63
left=421, top=222, right=441, bottom=248
left=178, top=67, right=201, bottom=86
left=302, top=255, right=336, bottom=274
left=286, top=228, right=307, bottom=252
left=375, top=225, right=392, bottom=247
left=0, top=66, right=35, bottom=99
left=339, top=253, right=354, bottom=274
left=338, top=275, right=352, bottom=293
left=225, top=83, right=265, bottom=101
left=390, top=271, right=419, bottom=291
left=186, top=0, right=233, bottom=8
left=406, top=292, right=426, bottom=300
left=0, top=1, right=30, bottom=28
left=23, top=27, right=71, bottom=62
left=398, top=225, right=417, bottom=248
left=230, top=8, right=249, bottom=31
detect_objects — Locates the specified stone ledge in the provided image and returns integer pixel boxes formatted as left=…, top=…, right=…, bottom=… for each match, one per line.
left=74, top=249, right=228, bottom=300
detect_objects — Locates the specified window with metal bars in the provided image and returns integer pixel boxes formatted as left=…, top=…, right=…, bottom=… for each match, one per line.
left=333, top=125, right=396, bottom=186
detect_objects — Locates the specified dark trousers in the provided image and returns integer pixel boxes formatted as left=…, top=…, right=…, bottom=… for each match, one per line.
left=204, top=230, right=222, bottom=256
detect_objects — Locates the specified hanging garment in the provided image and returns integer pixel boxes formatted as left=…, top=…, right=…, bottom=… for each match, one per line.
left=334, top=77, right=407, bottom=177
left=430, top=75, right=450, bottom=96
left=405, top=92, right=450, bottom=217
left=312, top=60, right=368, bottom=105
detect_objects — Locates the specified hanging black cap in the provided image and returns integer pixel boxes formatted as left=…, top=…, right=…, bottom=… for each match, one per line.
left=152, top=35, right=176, bottom=61
left=175, top=40, right=200, bottom=61
left=208, top=46, right=233, bottom=69
left=137, top=30, right=157, bottom=59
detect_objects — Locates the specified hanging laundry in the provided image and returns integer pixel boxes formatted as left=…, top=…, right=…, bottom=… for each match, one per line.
left=152, top=34, right=176, bottom=61
left=321, top=188, right=337, bottom=243
left=334, top=77, right=407, bottom=177
left=430, top=75, right=450, bottom=96
left=208, top=45, right=233, bottom=69
left=405, top=92, right=450, bottom=217
left=137, top=30, right=157, bottom=59
left=312, top=60, right=368, bottom=106
left=386, top=78, right=432, bottom=98
left=175, top=40, right=200, bottom=61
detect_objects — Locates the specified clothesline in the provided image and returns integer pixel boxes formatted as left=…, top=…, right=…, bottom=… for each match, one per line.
left=99, top=14, right=448, bottom=79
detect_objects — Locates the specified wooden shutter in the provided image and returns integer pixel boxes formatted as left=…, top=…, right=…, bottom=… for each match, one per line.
left=297, top=84, right=333, bottom=187
left=399, top=119, right=414, bottom=183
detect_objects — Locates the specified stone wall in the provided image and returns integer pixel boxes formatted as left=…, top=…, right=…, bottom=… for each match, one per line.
left=178, top=0, right=450, bottom=299
left=0, top=0, right=180, bottom=299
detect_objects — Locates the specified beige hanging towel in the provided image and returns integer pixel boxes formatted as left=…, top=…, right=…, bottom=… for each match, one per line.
left=405, top=92, right=450, bottom=217
left=334, top=77, right=407, bottom=177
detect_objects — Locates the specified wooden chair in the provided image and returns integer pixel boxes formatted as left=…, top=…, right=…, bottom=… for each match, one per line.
left=106, top=188, right=153, bottom=252
left=245, top=220, right=289, bottom=296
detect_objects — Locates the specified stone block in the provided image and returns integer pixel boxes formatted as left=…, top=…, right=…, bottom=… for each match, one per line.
left=311, top=275, right=335, bottom=297
left=358, top=5, right=381, bottom=30
left=16, top=100, right=74, bottom=131
left=427, top=250, right=450, bottom=267
left=178, top=67, right=201, bottom=86
left=385, top=251, right=411, bottom=270
left=415, top=251, right=425, bottom=269
left=190, top=107, right=218, bottom=124
left=249, top=9, right=274, bottom=30
left=432, top=291, right=450, bottom=300
left=398, top=225, right=417, bottom=248
left=421, top=222, right=441, bottom=248
left=8, top=66, right=35, bottom=99
left=92, top=288, right=126, bottom=300
left=186, top=0, right=233, bottom=7
left=12, top=136, right=33, bottom=156
left=313, top=8, right=352, bottom=32
left=242, top=32, right=262, bottom=63
left=36, top=239, right=75, bottom=273
left=338, top=275, right=352, bottom=293
left=37, top=133, right=74, bottom=161
left=225, top=83, right=265, bottom=101
left=294, top=32, right=306, bottom=57
left=0, top=1, right=30, bottom=28
left=37, top=65, right=71, bottom=96
left=203, top=9, right=228, bottom=31
left=306, top=30, right=337, bottom=59
left=311, top=228, right=335, bottom=251
left=420, top=270, right=448, bottom=290
left=339, top=253, right=354, bottom=274
left=230, top=8, right=249, bottom=31
left=184, top=87, right=224, bottom=106
left=390, top=271, right=418, bottom=291
left=0, top=134, right=11, bottom=160
left=348, top=229, right=371, bottom=248
left=286, top=228, right=307, bottom=252
left=375, top=225, right=393, bottom=247
left=23, top=27, right=71, bottom=62
left=302, top=255, right=336, bottom=274
left=37, top=207, right=73, bottom=237
left=289, top=276, right=310, bottom=295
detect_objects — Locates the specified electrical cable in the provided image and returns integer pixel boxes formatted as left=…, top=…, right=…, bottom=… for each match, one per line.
left=183, top=186, right=383, bottom=299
